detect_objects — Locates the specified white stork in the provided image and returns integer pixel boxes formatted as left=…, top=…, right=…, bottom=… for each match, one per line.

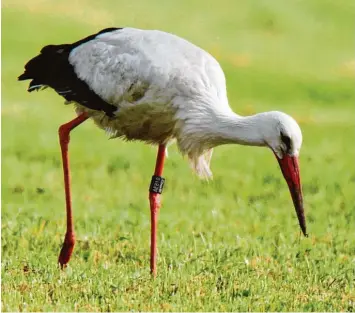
left=19, top=27, right=307, bottom=276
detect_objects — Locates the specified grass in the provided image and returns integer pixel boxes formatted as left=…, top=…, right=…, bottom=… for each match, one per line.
left=2, top=0, right=355, bottom=311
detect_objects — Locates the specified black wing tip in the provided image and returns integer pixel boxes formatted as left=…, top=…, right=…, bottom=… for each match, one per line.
left=18, top=72, right=30, bottom=81
left=106, top=110, right=116, bottom=118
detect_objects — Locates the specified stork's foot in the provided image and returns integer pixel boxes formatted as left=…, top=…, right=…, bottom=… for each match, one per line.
left=58, top=232, right=75, bottom=268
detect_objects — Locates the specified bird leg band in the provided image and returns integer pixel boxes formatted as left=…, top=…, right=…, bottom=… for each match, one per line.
left=149, top=175, right=165, bottom=194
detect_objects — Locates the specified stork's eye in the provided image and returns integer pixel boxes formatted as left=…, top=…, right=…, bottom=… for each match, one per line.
left=280, top=132, right=292, bottom=153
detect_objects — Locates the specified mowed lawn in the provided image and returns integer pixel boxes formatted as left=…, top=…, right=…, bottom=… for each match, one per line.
left=2, top=0, right=355, bottom=311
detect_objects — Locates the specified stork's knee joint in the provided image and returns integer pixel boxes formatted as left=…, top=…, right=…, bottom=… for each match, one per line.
left=58, top=124, right=71, bottom=145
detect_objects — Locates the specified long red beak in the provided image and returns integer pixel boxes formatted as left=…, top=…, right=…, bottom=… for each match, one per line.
left=276, top=154, right=307, bottom=237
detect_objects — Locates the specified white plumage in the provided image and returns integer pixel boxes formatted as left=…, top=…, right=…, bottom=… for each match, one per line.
left=67, top=28, right=228, bottom=178
left=19, top=27, right=307, bottom=274
left=65, top=28, right=302, bottom=179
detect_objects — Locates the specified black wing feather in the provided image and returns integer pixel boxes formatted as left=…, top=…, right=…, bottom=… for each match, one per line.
left=18, top=28, right=122, bottom=117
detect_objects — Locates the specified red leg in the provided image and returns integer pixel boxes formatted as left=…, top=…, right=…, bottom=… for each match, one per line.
left=57, top=112, right=89, bottom=268
left=149, top=144, right=166, bottom=276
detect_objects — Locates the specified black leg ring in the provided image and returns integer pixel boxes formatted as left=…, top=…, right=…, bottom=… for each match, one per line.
left=149, top=175, right=165, bottom=194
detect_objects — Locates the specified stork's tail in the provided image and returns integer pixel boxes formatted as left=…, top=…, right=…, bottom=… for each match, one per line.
left=18, top=28, right=121, bottom=117
left=18, top=44, right=70, bottom=92
left=18, top=44, right=117, bottom=116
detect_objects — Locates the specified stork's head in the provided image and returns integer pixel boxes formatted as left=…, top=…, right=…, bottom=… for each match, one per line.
left=262, top=111, right=303, bottom=158
left=260, top=111, right=307, bottom=236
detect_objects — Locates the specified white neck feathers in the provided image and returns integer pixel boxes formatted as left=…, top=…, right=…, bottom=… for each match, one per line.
left=178, top=105, right=268, bottom=154
left=208, top=111, right=267, bottom=146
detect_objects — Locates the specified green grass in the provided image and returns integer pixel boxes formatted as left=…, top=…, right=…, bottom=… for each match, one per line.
left=2, top=0, right=355, bottom=311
